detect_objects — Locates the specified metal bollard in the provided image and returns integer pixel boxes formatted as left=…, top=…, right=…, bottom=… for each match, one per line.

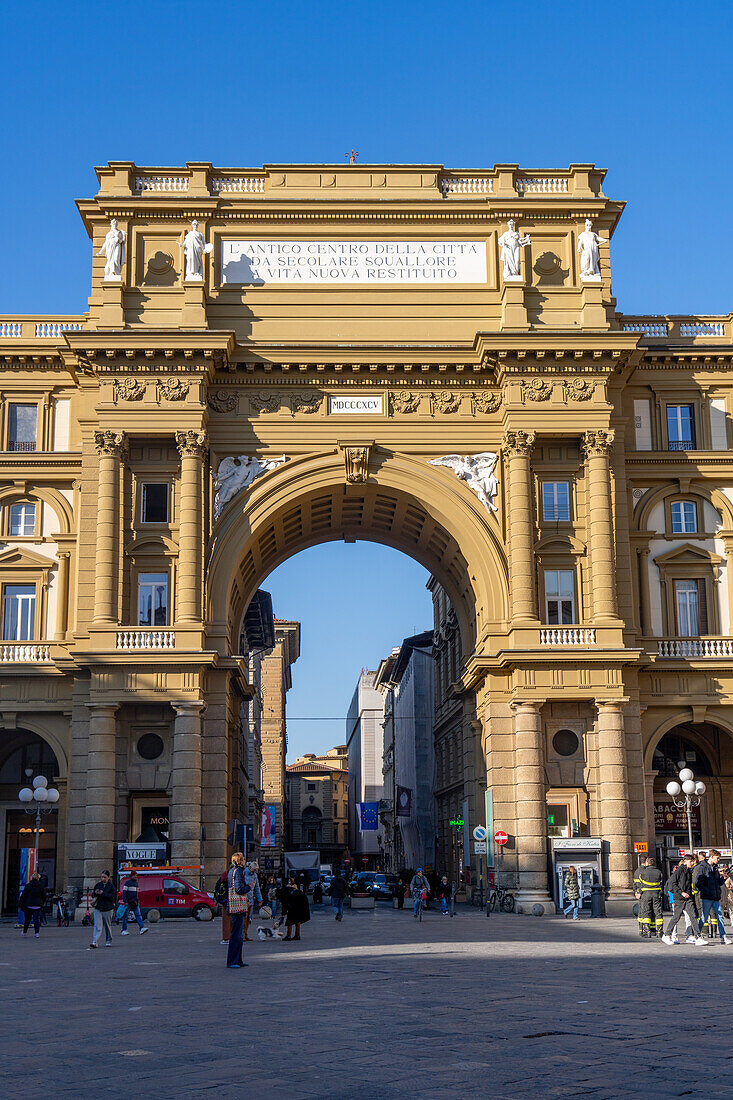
left=590, top=883, right=605, bottom=918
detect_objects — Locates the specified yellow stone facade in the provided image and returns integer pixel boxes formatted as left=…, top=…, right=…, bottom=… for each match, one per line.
left=1, top=161, right=732, bottom=909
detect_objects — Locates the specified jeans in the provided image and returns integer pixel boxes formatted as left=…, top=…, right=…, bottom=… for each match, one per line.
left=701, top=899, right=726, bottom=938
left=563, top=899, right=580, bottom=920
left=332, top=897, right=344, bottom=919
left=23, top=908, right=41, bottom=933
left=270, top=899, right=278, bottom=918
left=227, top=912, right=244, bottom=967
left=122, top=905, right=144, bottom=932
left=92, top=909, right=112, bottom=945
left=440, top=897, right=448, bottom=914
left=413, top=898, right=422, bottom=917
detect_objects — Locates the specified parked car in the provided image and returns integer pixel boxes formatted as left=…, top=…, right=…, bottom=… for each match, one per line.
left=369, top=873, right=402, bottom=900
left=118, top=873, right=216, bottom=921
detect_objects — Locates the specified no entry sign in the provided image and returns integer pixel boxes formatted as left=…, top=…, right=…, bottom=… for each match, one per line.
left=494, top=829, right=509, bottom=846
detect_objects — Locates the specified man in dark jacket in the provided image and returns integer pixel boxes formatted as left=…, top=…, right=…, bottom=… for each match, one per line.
left=693, top=849, right=728, bottom=943
left=19, top=873, right=46, bottom=937
left=328, top=873, right=348, bottom=921
left=120, top=873, right=148, bottom=936
left=89, top=870, right=115, bottom=949
left=662, top=856, right=702, bottom=945
left=634, top=857, right=663, bottom=938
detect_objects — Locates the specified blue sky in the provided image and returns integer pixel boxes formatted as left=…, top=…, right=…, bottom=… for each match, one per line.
left=2, top=1, right=731, bottom=757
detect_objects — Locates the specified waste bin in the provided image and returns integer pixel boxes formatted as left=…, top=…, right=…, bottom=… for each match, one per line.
left=590, top=883, right=605, bottom=918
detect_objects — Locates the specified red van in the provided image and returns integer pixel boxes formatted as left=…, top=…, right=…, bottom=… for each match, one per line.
left=118, top=872, right=216, bottom=921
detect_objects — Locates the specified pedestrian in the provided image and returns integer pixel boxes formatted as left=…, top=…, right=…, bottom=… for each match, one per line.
left=282, top=874, right=310, bottom=940
left=634, top=856, right=663, bottom=939
left=313, top=879, right=324, bottom=905
left=693, top=849, right=729, bottom=944
left=409, top=868, right=430, bottom=918
left=89, top=869, right=115, bottom=949
left=396, top=873, right=405, bottom=909
left=721, top=865, right=733, bottom=934
left=266, top=875, right=279, bottom=919
left=226, top=852, right=251, bottom=969
left=120, top=872, right=148, bottom=936
left=563, top=866, right=581, bottom=920
left=328, top=871, right=348, bottom=921
left=662, top=855, right=704, bottom=945
left=19, top=872, right=45, bottom=938
left=243, top=862, right=262, bottom=942
left=436, top=875, right=451, bottom=916
left=215, top=869, right=230, bottom=944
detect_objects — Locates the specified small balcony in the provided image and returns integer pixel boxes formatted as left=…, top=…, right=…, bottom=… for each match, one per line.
left=657, top=637, right=733, bottom=659
left=540, top=627, right=597, bottom=646
left=0, top=642, right=51, bottom=662
left=116, top=629, right=176, bottom=651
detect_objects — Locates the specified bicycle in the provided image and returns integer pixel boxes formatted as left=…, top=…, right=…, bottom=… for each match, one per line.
left=415, top=892, right=427, bottom=922
left=488, top=884, right=515, bottom=913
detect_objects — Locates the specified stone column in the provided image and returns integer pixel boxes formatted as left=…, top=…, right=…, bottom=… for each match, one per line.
left=596, top=701, right=634, bottom=897
left=55, top=551, right=70, bottom=639
left=83, top=703, right=118, bottom=886
left=502, top=431, right=537, bottom=624
left=93, top=430, right=126, bottom=624
left=512, top=700, right=551, bottom=903
left=175, top=430, right=207, bottom=625
left=582, top=430, right=618, bottom=624
left=169, top=701, right=205, bottom=866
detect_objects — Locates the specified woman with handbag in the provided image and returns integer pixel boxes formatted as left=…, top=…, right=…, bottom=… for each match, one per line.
left=227, top=853, right=251, bottom=969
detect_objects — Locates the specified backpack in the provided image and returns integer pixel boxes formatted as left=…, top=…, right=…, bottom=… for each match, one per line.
left=214, top=878, right=228, bottom=905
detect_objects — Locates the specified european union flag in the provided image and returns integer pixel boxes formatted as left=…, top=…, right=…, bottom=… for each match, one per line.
left=357, top=802, right=379, bottom=831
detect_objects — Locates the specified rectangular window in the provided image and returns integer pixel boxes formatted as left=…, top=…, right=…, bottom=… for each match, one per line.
left=141, top=483, right=169, bottom=524
left=547, top=803, right=570, bottom=839
left=544, top=569, right=576, bottom=625
left=8, top=502, right=36, bottom=536
left=670, top=501, right=698, bottom=534
left=333, top=802, right=338, bottom=818
left=307, top=782, right=316, bottom=791
left=7, top=404, right=37, bottom=452
left=137, top=573, right=168, bottom=627
left=2, top=584, right=36, bottom=640
left=542, top=482, right=571, bottom=522
left=667, top=404, right=696, bottom=451
left=674, top=579, right=708, bottom=636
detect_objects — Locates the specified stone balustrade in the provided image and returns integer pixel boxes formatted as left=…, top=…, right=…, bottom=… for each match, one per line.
left=0, top=318, right=86, bottom=339
left=657, top=637, right=733, bottom=658
left=133, top=175, right=189, bottom=192
left=515, top=176, right=569, bottom=194
left=619, top=315, right=732, bottom=341
left=540, top=627, right=597, bottom=646
left=0, top=643, right=51, bottom=662
left=116, top=629, right=176, bottom=650
left=211, top=175, right=265, bottom=193
left=442, top=176, right=494, bottom=196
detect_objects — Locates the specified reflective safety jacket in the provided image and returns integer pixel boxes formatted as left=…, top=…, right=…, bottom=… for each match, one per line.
left=636, top=866, right=663, bottom=892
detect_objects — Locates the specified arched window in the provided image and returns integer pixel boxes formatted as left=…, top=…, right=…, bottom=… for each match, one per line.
left=652, top=730, right=713, bottom=779
left=0, top=732, right=59, bottom=785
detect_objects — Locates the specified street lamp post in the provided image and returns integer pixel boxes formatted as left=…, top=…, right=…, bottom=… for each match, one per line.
left=665, top=767, right=706, bottom=856
left=18, top=772, right=60, bottom=868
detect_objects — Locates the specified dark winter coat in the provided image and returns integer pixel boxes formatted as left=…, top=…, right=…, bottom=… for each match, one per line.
left=694, top=860, right=722, bottom=901
left=564, top=871, right=580, bottom=901
left=436, top=879, right=452, bottom=900
left=92, top=880, right=115, bottom=912
left=19, top=881, right=45, bottom=909
left=328, top=875, right=348, bottom=900
left=281, top=885, right=310, bottom=926
left=666, top=863, right=692, bottom=901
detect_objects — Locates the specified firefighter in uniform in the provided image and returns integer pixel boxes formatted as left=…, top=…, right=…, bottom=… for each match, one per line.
left=634, top=856, right=664, bottom=938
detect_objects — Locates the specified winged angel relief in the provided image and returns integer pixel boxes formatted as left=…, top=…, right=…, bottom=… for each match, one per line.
left=429, top=453, right=499, bottom=513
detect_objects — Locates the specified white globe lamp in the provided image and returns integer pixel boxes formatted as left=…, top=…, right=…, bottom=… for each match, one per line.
left=32, top=776, right=48, bottom=789
left=678, top=768, right=694, bottom=783
left=46, top=788, right=59, bottom=804
left=33, top=787, right=48, bottom=802
left=695, top=781, right=706, bottom=795
left=18, top=787, right=33, bottom=803
left=666, top=781, right=681, bottom=797
left=681, top=779, right=696, bottom=795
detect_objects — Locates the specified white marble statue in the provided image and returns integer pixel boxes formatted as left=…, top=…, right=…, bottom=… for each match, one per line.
left=577, top=219, right=607, bottom=281
left=97, top=219, right=126, bottom=281
left=429, top=453, right=499, bottom=513
left=181, top=220, right=213, bottom=281
left=214, top=454, right=287, bottom=517
left=497, top=219, right=530, bottom=281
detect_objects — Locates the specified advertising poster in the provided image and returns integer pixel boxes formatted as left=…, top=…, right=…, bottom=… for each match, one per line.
left=261, top=804, right=277, bottom=848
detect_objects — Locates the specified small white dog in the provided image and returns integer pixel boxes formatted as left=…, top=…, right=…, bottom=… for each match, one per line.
left=257, top=926, right=275, bottom=940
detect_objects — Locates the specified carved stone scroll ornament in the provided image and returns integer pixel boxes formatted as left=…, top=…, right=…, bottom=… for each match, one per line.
left=157, top=377, right=189, bottom=401
left=112, top=377, right=145, bottom=402
left=502, top=429, right=536, bottom=459
left=582, top=429, right=615, bottom=458
left=520, top=377, right=552, bottom=402
left=343, top=444, right=371, bottom=484
left=175, top=429, right=208, bottom=460
left=429, top=453, right=499, bottom=513
left=208, top=389, right=239, bottom=413
left=94, top=429, right=127, bottom=458
left=214, top=454, right=287, bottom=517
left=390, top=389, right=420, bottom=414
left=249, top=392, right=281, bottom=413
left=432, top=390, right=461, bottom=414
left=291, top=392, right=323, bottom=414
left=563, top=378, right=595, bottom=402
left=472, top=389, right=502, bottom=415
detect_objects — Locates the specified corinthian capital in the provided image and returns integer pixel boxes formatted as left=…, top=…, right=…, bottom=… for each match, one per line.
left=502, top=429, right=536, bottom=459
left=582, top=429, right=615, bottom=458
left=94, top=429, right=127, bottom=458
left=176, top=429, right=208, bottom=459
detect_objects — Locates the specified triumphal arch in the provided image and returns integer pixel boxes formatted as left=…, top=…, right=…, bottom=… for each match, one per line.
left=1, top=160, right=733, bottom=911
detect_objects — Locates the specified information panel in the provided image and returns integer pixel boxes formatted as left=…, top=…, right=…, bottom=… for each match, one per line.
left=220, top=239, right=487, bottom=285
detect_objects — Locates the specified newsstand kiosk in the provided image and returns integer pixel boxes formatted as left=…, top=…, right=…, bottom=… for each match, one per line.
left=551, top=837, right=603, bottom=914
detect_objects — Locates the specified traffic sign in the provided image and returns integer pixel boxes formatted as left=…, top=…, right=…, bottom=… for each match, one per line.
left=473, top=825, right=487, bottom=842
left=634, top=842, right=648, bottom=853
left=473, top=841, right=488, bottom=854
left=494, top=829, right=509, bottom=846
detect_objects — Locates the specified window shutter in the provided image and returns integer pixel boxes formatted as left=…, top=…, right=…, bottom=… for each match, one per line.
left=697, top=578, right=709, bottom=634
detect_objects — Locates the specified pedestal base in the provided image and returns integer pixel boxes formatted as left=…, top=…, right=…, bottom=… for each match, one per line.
left=181, top=281, right=207, bottom=327
left=501, top=281, right=530, bottom=330
left=98, top=282, right=124, bottom=328
left=580, top=282, right=609, bottom=329
left=514, top=889, right=554, bottom=916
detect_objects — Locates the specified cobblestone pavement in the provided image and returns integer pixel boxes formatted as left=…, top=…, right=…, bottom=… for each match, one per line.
left=2, top=903, right=732, bottom=1099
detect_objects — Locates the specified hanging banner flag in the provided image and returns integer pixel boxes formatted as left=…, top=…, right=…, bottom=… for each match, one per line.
left=396, top=786, right=412, bottom=818
left=357, top=802, right=379, bottom=831
left=261, top=805, right=277, bottom=848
